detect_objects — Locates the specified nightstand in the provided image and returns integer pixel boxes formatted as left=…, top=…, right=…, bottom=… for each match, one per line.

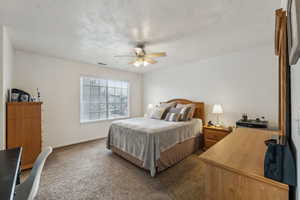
left=203, top=125, right=232, bottom=150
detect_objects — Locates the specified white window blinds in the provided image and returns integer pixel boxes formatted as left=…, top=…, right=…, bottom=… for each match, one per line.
left=80, top=77, right=129, bottom=123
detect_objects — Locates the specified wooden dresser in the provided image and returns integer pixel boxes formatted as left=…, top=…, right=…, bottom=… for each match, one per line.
left=199, top=128, right=289, bottom=200
left=6, top=102, right=42, bottom=170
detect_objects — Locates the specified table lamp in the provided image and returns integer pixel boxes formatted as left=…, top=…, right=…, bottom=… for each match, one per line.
left=212, top=104, right=223, bottom=127
left=144, top=104, right=154, bottom=117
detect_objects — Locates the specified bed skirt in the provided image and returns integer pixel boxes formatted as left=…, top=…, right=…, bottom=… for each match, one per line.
left=110, top=135, right=203, bottom=175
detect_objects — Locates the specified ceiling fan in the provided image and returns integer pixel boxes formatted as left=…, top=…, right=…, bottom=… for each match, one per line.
left=115, top=44, right=167, bottom=67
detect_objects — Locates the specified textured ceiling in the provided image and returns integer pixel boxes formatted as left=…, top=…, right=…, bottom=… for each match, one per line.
left=0, top=0, right=279, bottom=73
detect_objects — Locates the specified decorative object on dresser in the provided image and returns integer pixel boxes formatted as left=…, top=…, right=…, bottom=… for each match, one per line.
left=242, top=113, right=248, bottom=121
left=10, top=89, right=31, bottom=102
left=203, top=125, right=232, bottom=150
left=6, top=102, right=43, bottom=170
left=37, top=88, right=41, bottom=102
left=212, top=104, right=223, bottom=127
left=236, top=118, right=268, bottom=129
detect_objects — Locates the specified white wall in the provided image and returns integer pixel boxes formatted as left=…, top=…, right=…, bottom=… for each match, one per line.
left=0, top=27, right=3, bottom=150
left=0, top=26, right=15, bottom=150
left=143, top=45, right=278, bottom=128
left=13, top=50, right=143, bottom=148
left=291, top=63, right=300, bottom=200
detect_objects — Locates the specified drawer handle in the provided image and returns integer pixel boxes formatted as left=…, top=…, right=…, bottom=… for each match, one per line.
left=208, top=135, right=219, bottom=140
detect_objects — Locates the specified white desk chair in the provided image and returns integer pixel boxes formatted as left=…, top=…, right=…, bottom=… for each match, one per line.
left=15, top=147, right=53, bottom=200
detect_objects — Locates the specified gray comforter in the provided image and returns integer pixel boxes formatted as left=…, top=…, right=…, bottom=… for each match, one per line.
left=106, top=117, right=202, bottom=176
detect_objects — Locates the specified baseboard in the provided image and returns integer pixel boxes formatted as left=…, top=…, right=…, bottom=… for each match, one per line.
left=53, top=137, right=107, bottom=150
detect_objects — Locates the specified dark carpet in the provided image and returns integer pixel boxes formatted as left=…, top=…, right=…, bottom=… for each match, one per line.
left=22, top=139, right=204, bottom=200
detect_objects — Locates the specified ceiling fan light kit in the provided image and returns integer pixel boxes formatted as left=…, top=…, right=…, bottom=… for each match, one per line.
left=134, top=60, right=150, bottom=67
left=115, top=44, right=167, bottom=68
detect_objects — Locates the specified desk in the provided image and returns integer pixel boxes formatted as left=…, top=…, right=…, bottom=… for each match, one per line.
left=0, top=148, right=22, bottom=200
left=199, top=128, right=288, bottom=200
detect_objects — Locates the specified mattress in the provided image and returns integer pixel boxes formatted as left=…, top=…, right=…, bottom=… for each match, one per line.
left=106, top=117, right=202, bottom=176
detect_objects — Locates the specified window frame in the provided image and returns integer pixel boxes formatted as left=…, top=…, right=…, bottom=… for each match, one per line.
left=80, top=76, right=130, bottom=124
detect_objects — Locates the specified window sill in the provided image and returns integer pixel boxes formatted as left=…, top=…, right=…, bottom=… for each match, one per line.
left=80, top=116, right=130, bottom=124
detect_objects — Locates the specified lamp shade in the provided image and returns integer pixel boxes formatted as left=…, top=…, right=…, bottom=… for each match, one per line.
left=212, top=104, right=223, bottom=114
left=144, top=104, right=155, bottom=117
left=147, top=104, right=154, bottom=110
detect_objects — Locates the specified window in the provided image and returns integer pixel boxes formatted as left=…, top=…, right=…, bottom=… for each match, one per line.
left=80, top=77, right=129, bottom=123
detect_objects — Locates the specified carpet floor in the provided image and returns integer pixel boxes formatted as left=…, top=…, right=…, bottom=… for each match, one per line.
left=22, top=139, right=204, bottom=200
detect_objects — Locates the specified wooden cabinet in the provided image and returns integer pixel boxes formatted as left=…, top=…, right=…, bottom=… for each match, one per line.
left=199, top=128, right=289, bottom=200
left=6, top=102, right=42, bottom=170
left=203, top=126, right=231, bottom=150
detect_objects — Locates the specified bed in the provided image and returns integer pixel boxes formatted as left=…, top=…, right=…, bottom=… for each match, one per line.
left=106, top=99, right=205, bottom=176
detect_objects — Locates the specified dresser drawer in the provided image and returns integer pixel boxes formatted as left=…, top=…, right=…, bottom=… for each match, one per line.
left=205, top=138, right=218, bottom=148
left=204, top=129, right=228, bottom=141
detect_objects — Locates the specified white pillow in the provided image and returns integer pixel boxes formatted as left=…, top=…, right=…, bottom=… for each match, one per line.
left=149, top=102, right=176, bottom=120
left=150, top=106, right=166, bottom=120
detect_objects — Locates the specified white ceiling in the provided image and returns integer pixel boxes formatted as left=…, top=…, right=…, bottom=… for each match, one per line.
left=0, top=0, right=280, bottom=73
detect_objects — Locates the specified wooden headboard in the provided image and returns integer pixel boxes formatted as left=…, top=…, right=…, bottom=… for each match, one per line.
left=164, top=99, right=205, bottom=123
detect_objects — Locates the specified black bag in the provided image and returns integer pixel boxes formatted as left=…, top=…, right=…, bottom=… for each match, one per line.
left=264, top=142, right=296, bottom=186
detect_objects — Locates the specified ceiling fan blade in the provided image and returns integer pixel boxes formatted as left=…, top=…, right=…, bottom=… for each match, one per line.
left=114, top=55, right=136, bottom=58
left=128, top=58, right=142, bottom=64
left=128, top=59, right=137, bottom=64
left=144, top=58, right=157, bottom=64
left=137, top=57, right=144, bottom=62
left=145, top=52, right=166, bottom=58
